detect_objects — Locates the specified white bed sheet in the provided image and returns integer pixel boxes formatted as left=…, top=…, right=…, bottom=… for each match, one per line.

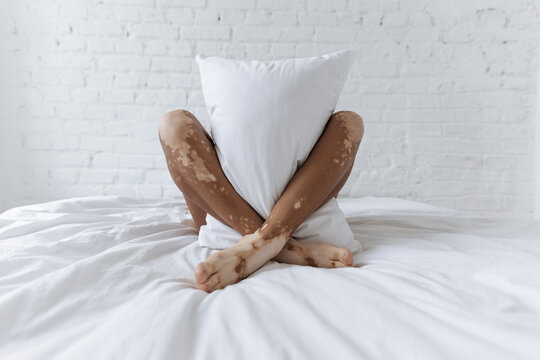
left=0, top=196, right=539, bottom=360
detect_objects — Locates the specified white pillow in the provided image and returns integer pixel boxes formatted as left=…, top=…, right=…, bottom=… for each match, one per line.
left=195, top=51, right=362, bottom=253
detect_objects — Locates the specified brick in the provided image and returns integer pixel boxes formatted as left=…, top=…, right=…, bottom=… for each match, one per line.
left=98, top=56, right=151, bottom=71
left=57, top=36, right=86, bottom=51
left=120, top=155, right=155, bottom=169
left=78, top=22, right=124, bottom=37
left=362, top=94, right=406, bottom=109
left=232, top=27, right=280, bottom=41
left=181, top=25, right=231, bottom=40
left=115, top=40, right=144, bottom=54
left=101, top=90, right=135, bottom=104
left=207, top=0, right=254, bottom=9
left=411, top=138, right=455, bottom=153
left=258, top=0, right=303, bottom=9
left=244, top=11, right=272, bottom=25
left=408, top=124, right=442, bottom=137
left=112, top=0, right=154, bottom=5
left=114, top=138, right=161, bottom=155
left=269, top=11, right=298, bottom=26
left=80, top=137, right=116, bottom=151
left=93, top=153, right=120, bottom=168
left=280, top=27, right=314, bottom=42
left=307, top=0, right=347, bottom=11
left=39, top=54, right=94, bottom=69
left=112, top=6, right=139, bottom=22
left=117, top=169, right=145, bottom=184
left=298, top=12, right=337, bottom=26
left=167, top=8, right=195, bottom=24
left=49, top=168, right=79, bottom=185
left=114, top=73, right=143, bottom=88
left=151, top=57, right=192, bottom=72
left=316, top=28, right=356, bottom=43
left=381, top=12, right=408, bottom=27
left=87, top=73, right=114, bottom=87
left=43, top=87, right=71, bottom=102
left=360, top=63, right=399, bottom=77
left=215, top=10, right=246, bottom=25
left=145, top=170, right=171, bottom=184
left=442, top=27, right=471, bottom=43
left=79, top=169, right=116, bottom=184
left=60, top=71, right=85, bottom=87
left=132, top=24, right=179, bottom=38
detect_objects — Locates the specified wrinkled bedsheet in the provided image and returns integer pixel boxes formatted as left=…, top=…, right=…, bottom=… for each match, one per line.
left=0, top=196, right=539, bottom=359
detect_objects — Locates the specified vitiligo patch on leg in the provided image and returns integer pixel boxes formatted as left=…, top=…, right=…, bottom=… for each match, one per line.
left=258, top=222, right=292, bottom=242
left=167, top=140, right=217, bottom=183
left=179, top=109, right=362, bottom=291
left=343, top=138, right=353, bottom=153
left=279, top=240, right=352, bottom=268
left=161, top=120, right=218, bottom=184
left=234, top=257, right=246, bottom=274
left=251, top=238, right=263, bottom=249
left=305, top=257, right=317, bottom=267
left=189, top=149, right=217, bottom=182
left=293, top=196, right=306, bottom=209
left=284, top=241, right=319, bottom=267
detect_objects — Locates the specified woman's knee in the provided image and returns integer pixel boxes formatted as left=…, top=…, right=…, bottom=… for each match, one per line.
left=158, top=109, right=199, bottom=145
left=330, top=110, right=364, bottom=145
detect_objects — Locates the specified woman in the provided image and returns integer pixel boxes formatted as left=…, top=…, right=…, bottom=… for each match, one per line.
left=158, top=109, right=364, bottom=292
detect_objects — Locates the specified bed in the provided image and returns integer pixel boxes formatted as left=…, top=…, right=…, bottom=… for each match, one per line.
left=0, top=195, right=539, bottom=359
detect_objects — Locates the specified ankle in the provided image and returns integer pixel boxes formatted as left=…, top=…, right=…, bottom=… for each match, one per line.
left=257, top=220, right=292, bottom=241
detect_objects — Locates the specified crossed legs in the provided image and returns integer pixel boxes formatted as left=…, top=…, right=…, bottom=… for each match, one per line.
left=158, top=109, right=364, bottom=292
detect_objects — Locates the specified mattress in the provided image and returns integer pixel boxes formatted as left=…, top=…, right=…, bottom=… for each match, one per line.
left=0, top=195, right=539, bottom=360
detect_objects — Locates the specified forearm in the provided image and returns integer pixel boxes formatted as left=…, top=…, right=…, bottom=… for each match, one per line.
left=258, top=168, right=338, bottom=241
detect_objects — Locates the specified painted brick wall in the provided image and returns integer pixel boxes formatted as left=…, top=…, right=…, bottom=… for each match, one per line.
left=1, top=0, right=539, bottom=216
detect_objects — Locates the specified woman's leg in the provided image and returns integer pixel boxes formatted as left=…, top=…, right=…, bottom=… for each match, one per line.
left=159, top=110, right=264, bottom=235
left=178, top=110, right=364, bottom=292
left=271, top=165, right=354, bottom=267
left=183, top=149, right=354, bottom=267
left=158, top=110, right=356, bottom=261
left=257, top=110, right=364, bottom=240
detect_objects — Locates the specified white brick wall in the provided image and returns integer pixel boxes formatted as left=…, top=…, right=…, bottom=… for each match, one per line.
left=1, top=0, right=539, bottom=217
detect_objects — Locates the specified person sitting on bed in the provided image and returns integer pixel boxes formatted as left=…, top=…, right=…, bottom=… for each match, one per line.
left=158, top=109, right=364, bottom=292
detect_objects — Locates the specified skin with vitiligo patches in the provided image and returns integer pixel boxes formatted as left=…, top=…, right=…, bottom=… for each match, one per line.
left=240, top=216, right=257, bottom=234
left=235, top=257, right=246, bottom=275
left=286, top=242, right=319, bottom=267
left=159, top=110, right=363, bottom=292
left=293, top=196, right=307, bottom=209
left=164, top=129, right=217, bottom=183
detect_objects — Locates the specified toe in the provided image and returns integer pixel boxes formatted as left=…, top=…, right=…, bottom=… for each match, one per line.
left=331, top=260, right=347, bottom=268
left=332, top=248, right=353, bottom=267
left=195, top=262, right=213, bottom=284
left=200, top=273, right=221, bottom=293
left=342, top=248, right=354, bottom=266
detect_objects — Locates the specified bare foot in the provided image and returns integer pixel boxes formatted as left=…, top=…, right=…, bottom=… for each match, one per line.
left=195, top=231, right=288, bottom=292
left=273, top=238, right=354, bottom=268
